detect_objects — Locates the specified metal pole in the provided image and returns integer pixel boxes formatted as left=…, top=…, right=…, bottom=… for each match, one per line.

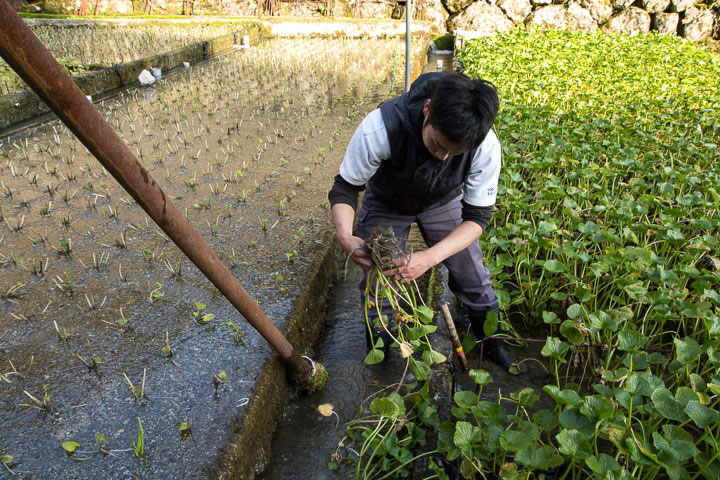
left=405, top=0, right=412, bottom=92
left=0, top=1, right=313, bottom=385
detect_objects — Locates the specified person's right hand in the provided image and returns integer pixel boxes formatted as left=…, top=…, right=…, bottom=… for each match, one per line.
left=340, top=235, right=372, bottom=270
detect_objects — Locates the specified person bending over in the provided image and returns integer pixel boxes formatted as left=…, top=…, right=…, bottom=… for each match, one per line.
left=328, top=71, right=515, bottom=370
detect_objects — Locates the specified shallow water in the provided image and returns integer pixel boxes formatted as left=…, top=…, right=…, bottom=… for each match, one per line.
left=257, top=265, right=408, bottom=479
left=259, top=263, right=555, bottom=479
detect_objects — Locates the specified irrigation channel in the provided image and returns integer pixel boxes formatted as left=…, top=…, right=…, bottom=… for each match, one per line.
left=258, top=261, right=554, bottom=479
left=0, top=35, right=428, bottom=478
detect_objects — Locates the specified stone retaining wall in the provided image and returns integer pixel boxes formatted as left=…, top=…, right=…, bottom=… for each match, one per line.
left=450, top=0, right=719, bottom=42
left=0, top=24, right=263, bottom=132
left=15, top=0, right=720, bottom=41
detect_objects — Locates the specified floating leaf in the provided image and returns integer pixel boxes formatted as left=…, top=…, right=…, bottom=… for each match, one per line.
left=317, top=403, right=334, bottom=417
left=62, top=441, right=80, bottom=454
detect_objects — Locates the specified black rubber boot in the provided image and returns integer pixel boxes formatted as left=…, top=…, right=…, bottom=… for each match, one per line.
left=469, top=307, right=519, bottom=372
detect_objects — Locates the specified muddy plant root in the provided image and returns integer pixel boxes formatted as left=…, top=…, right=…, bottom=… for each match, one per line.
left=364, top=225, right=405, bottom=269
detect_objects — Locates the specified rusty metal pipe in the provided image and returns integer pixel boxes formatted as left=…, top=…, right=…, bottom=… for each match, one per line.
left=0, top=2, right=312, bottom=383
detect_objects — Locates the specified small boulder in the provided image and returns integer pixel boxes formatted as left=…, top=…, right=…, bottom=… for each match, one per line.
left=669, top=0, right=697, bottom=12
left=653, top=12, right=679, bottom=34
left=454, top=3, right=515, bottom=34
left=604, top=7, right=652, bottom=34
left=422, top=0, right=450, bottom=32
left=442, top=0, right=476, bottom=14
left=643, top=0, right=671, bottom=13
left=581, top=0, right=613, bottom=25
left=611, top=0, right=635, bottom=9
left=681, top=7, right=715, bottom=41
left=531, top=0, right=552, bottom=5
left=498, top=0, right=533, bottom=22
left=525, top=3, right=598, bottom=33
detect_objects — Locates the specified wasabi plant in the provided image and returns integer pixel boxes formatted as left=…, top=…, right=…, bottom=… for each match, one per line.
left=123, top=370, right=146, bottom=401
left=148, top=282, right=163, bottom=303
left=192, top=302, right=214, bottom=323
left=161, top=331, right=172, bottom=357
left=1, top=454, right=14, bottom=475
left=61, top=441, right=80, bottom=456
left=131, top=418, right=144, bottom=458
left=212, top=370, right=228, bottom=387
left=170, top=410, right=193, bottom=439
left=225, top=321, right=245, bottom=345
left=340, top=30, right=720, bottom=480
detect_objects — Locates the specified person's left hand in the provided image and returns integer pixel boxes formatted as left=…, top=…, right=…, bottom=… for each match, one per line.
left=383, top=250, right=438, bottom=283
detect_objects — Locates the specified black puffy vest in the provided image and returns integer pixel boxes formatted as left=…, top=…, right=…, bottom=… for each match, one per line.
left=367, top=72, right=476, bottom=215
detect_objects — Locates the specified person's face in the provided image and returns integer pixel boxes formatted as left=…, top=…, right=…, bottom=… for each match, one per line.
left=421, top=99, right=467, bottom=161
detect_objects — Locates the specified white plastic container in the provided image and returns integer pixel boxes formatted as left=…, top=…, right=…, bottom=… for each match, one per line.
left=138, top=69, right=155, bottom=85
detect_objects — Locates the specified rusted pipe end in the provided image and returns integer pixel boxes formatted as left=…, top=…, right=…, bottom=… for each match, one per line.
left=289, top=356, right=328, bottom=394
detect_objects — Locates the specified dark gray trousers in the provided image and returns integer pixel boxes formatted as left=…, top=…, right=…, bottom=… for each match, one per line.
left=356, top=189, right=498, bottom=317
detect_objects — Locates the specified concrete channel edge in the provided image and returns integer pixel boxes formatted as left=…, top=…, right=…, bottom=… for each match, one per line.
left=214, top=228, right=344, bottom=479
left=0, top=23, right=266, bottom=132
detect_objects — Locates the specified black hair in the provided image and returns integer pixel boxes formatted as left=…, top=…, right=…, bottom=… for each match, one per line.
left=427, top=73, right=500, bottom=149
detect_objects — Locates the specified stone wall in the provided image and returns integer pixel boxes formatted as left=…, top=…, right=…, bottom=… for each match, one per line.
left=18, top=0, right=720, bottom=41
left=449, top=0, right=719, bottom=41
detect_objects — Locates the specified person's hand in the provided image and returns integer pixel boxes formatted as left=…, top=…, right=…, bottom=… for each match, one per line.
left=340, top=235, right=372, bottom=270
left=383, top=250, right=438, bottom=283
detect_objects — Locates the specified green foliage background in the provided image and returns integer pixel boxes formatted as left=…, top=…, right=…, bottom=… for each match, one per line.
left=453, top=28, right=720, bottom=479
left=336, top=29, right=720, bottom=480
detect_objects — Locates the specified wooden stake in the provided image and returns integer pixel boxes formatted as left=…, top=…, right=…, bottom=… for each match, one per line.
left=440, top=304, right=468, bottom=371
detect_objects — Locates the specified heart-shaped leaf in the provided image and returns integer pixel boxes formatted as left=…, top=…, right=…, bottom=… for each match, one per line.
left=364, top=348, right=384, bottom=365
left=469, top=369, right=492, bottom=386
